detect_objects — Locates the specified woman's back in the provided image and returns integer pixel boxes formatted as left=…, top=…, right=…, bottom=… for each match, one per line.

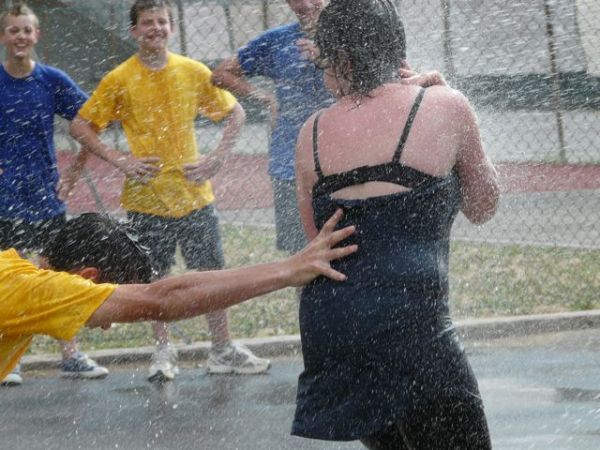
left=302, top=84, right=461, bottom=199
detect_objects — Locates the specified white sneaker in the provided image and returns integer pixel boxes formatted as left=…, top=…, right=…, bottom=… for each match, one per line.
left=59, top=352, right=109, bottom=379
left=207, top=342, right=271, bottom=375
left=148, top=345, right=179, bottom=382
left=1, top=364, right=23, bottom=386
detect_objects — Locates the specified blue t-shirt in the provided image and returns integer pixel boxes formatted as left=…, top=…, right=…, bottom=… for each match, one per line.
left=238, top=22, right=334, bottom=180
left=0, top=63, right=87, bottom=222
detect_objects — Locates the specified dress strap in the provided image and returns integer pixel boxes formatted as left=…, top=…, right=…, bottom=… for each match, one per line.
left=392, top=88, right=426, bottom=164
left=312, top=111, right=324, bottom=178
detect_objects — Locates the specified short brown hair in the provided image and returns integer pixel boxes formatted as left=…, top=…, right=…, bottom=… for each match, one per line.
left=129, top=0, right=174, bottom=28
left=0, top=2, right=39, bottom=30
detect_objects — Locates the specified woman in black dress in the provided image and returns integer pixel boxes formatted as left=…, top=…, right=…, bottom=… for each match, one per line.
left=292, top=1, right=500, bottom=448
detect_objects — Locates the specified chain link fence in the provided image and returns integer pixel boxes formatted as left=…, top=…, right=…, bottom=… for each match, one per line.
left=5, top=0, right=599, bottom=351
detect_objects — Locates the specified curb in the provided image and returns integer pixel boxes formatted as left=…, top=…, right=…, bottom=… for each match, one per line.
left=21, top=310, right=600, bottom=372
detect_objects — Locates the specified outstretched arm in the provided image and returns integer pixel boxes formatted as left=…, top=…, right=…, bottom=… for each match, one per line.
left=86, top=210, right=357, bottom=328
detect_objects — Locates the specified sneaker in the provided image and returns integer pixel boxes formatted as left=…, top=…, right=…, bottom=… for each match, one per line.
left=60, top=352, right=109, bottom=379
left=148, top=345, right=179, bottom=382
left=1, top=364, right=23, bottom=386
left=207, top=342, right=271, bottom=375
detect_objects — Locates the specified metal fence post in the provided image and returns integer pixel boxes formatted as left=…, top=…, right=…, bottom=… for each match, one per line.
left=543, top=0, right=567, bottom=162
left=222, top=0, right=236, bottom=53
left=262, top=0, right=268, bottom=30
left=176, top=0, right=188, bottom=56
left=441, top=0, right=455, bottom=83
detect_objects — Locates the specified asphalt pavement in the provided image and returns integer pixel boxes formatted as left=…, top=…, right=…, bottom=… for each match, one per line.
left=2, top=326, right=599, bottom=450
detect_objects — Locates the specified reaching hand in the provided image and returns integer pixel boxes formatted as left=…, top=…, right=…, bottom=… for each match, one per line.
left=118, top=155, right=161, bottom=183
left=287, top=209, right=357, bottom=286
left=184, top=155, right=223, bottom=184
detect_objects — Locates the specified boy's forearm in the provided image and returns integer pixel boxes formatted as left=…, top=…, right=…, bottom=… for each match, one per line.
left=212, top=58, right=274, bottom=103
left=152, top=260, right=293, bottom=320
left=69, top=117, right=124, bottom=171
left=213, top=102, right=245, bottom=159
left=212, top=58, right=255, bottom=98
left=58, top=147, right=90, bottom=199
left=62, top=147, right=89, bottom=180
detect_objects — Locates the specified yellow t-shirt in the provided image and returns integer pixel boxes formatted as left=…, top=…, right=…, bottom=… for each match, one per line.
left=79, top=52, right=237, bottom=218
left=0, top=249, right=116, bottom=380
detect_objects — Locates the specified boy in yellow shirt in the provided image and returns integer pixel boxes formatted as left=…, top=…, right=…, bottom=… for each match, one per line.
left=70, top=0, right=261, bottom=381
left=0, top=210, right=356, bottom=383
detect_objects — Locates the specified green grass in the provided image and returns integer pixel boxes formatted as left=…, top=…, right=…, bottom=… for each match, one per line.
left=29, top=225, right=600, bottom=354
left=449, top=241, right=600, bottom=317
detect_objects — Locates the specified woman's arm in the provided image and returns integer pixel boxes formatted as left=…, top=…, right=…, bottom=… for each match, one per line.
left=295, top=113, right=321, bottom=240
left=453, top=93, right=500, bottom=224
left=86, top=210, right=356, bottom=328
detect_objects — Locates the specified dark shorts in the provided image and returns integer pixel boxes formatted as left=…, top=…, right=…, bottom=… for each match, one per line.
left=0, top=214, right=67, bottom=254
left=127, top=205, right=225, bottom=278
left=272, top=178, right=307, bottom=254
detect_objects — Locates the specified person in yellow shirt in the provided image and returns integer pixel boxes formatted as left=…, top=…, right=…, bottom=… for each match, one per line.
left=69, top=0, right=260, bottom=381
left=0, top=210, right=356, bottom=383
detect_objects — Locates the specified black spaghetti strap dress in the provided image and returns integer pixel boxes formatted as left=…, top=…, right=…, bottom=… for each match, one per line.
left=292, top=89, right=485, bottom=441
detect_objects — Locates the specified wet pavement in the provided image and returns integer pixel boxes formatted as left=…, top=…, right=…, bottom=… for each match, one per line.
left=2, top=329, right=599, bottom=450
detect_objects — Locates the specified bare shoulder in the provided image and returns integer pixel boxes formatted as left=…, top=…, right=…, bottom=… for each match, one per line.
left=424, top=85, right=469, bottom=107
left=425, top=86, right=476, bottom=123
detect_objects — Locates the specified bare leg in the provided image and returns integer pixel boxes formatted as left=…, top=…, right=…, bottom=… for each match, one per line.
left=59, top=338, right=78, bottom=360
left=193, top=265, right=231, bottom=349
left=152, top=322, right=171, bottom=347
left=148, top=322, right=178, bottom=382
left=206, top=309, right=231, bottom=349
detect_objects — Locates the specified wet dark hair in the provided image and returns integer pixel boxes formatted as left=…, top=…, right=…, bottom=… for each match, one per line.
left=43, top=213, right=153, bottom=284
left=129, top=0, right=174, bottom=28
left=315, top=0, right=406, bottom=96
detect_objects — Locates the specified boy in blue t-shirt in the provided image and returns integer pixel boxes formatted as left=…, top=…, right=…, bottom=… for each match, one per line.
left=0, top=3, right=108, bottom=385
left=212, top=0, right=333, bottom=254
